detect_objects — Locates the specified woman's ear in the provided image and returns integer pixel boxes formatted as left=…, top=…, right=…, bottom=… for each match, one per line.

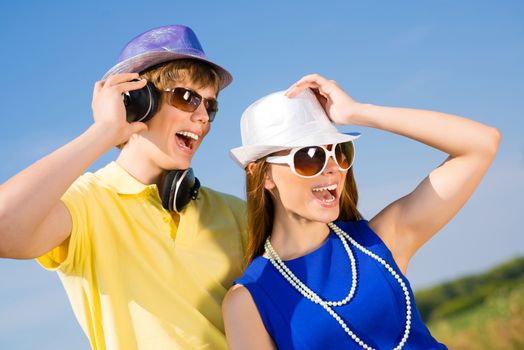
left=246, top=162, right=256, bottom=176
left=264, top=167, right=276, bottom=190
left=247, top=161, right=275, bottom=190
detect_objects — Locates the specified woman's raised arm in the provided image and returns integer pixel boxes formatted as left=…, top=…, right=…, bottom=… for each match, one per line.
left=286, top=74, right=501, bottom=273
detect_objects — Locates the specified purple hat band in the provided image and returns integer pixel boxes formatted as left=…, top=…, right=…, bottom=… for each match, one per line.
left=102, top=25, right=232, bottom=90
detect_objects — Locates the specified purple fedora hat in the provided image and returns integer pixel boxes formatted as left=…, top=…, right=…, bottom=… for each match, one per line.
left=102, top=25, right=232, bottom=90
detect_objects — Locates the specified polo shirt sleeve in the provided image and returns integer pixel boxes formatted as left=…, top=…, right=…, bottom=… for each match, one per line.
left=36, top=174, right=94, bottom=272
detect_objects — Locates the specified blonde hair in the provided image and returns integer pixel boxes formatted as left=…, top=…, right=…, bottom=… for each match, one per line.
left=244, top=158, right=362, bottom=264
left=140, top=59, right=221, bottom=102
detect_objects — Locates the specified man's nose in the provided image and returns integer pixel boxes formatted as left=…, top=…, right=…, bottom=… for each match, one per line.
left=191, top=102, right=210, bottom=124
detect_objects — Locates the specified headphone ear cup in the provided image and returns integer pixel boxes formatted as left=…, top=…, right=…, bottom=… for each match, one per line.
left=173, top=169, right=200, bottom=213
left=160, top=171, right=181, bottom=212
left=124, top=81, right=159, bottom=123
left=175, top=171, right=200, bottom=213
left=142, top=82, right=159, bottom=122
left=160, top=169, right=201, bottom=213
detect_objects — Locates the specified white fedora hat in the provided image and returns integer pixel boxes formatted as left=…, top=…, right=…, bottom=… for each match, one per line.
left=230, top=89, right=360, bottom=168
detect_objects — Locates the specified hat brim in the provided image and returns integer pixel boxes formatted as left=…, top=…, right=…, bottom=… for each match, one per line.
left=230, top=132, right=360, bottom=169
left=102, top=51, right=232, bottom=90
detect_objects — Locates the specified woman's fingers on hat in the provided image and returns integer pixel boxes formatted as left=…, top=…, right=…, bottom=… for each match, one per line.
left=287, top=74, right=328, bottom=89
left=285, top=74, right=333, bottom=98
left=296, top=73, right=330, bottom=86
left=311, top=88, right=329, bottom=108
left=288, top=83, right=319, bottom=96
left=286, top=82, right=320, bottom=98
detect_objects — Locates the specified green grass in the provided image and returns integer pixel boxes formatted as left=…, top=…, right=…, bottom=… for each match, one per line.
left=415, top=257, right=524, bottom=322
left=412, top=257, right=524, bottom=349
left=426, top=280, right=524, bottom=350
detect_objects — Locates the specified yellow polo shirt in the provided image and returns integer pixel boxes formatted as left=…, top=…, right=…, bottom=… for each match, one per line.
left=37, top=162, right=247, bottom=350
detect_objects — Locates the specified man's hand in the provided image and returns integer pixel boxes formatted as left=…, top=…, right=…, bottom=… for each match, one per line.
left=92, top=73, right=149, bottom=146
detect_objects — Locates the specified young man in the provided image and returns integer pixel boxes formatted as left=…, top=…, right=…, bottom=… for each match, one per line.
left=0, top=25, right=246, bottom=349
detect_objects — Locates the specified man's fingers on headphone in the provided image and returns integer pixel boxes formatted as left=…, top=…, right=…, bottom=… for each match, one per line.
left=106, top=73, right=140, bottom=86
left=117, top=79, right=147, bottom=93
left=93, top=80, right=106, bottom=95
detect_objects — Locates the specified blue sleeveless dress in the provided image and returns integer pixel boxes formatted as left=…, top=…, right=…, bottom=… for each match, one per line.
left=234, top=220, right=447, bottom=349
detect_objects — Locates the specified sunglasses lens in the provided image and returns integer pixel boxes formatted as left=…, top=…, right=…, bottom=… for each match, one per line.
left=335, top=142, right=354, bottom=170
left=294, top=146, right=326, bottom=176
left=204, top=99, right=218, bottom=122
left=169, top=88, right=201, bottom=113
left=169, top=88, right=218, bottom=122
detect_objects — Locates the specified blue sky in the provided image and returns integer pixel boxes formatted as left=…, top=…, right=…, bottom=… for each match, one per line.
left=1, top=0, right=523, bottom=348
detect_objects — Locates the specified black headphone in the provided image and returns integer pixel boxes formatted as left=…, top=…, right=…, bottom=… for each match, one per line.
left=160, top=168, right=201, bottom=213
left=123, top=81, right=160, bottom=123
left=124, top=81, right=201, bottom=212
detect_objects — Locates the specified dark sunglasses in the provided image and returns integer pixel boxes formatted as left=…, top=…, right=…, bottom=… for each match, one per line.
left=266, top=142, right=355, bottom=178
left=163, top=87, right=218, bottom=122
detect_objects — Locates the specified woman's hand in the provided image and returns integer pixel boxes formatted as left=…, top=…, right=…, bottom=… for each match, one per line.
left=91, top=73, right=148, bottom=146
left=287, top=73, right=500, bottom=275
left=285, top=74, right=362, bottom=125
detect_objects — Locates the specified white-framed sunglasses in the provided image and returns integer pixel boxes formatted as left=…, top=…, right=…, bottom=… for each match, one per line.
left=266, top=141, right=355, bottom=178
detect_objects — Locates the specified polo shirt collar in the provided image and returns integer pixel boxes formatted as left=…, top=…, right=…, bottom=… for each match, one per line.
left=96, top=162, right=157, bottom=195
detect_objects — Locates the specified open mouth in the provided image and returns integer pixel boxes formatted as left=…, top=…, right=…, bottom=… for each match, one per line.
left=175, top=131, right=199, bottom=150
left=312, top=183, right=338, bottom=204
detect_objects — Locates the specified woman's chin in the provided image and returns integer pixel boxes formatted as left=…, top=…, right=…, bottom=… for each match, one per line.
left=308, top=207, right=340, bottom=224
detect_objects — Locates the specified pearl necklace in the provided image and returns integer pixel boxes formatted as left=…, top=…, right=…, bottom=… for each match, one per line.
left=264, top=222, right=412, bottom=350
left=264, top=225, right=358, bottom=307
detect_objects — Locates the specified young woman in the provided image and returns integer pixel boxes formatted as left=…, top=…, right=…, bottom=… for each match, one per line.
left=223, top=74, right=500, bottom=349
